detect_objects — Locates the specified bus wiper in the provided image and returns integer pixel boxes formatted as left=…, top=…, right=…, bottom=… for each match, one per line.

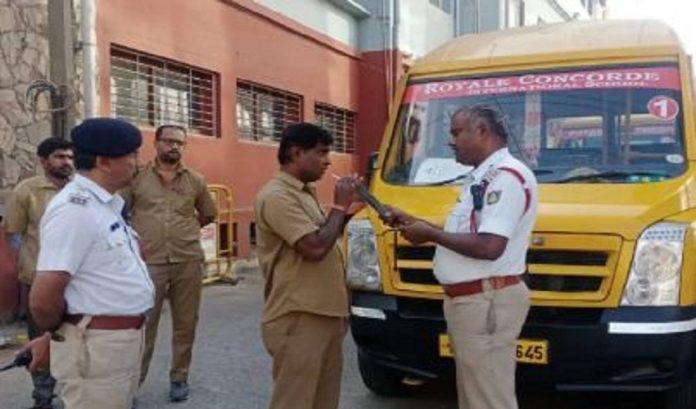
left=419, top=173, right=471, bottom=186
left=423, top=168, right=551, bottom=186
left=533, top=169, right=554, bottom=175
left=555, top=170, right=669, bottom=184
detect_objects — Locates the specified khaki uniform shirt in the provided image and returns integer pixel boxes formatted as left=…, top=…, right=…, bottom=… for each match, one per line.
left=3, top=175, right=61, bottom=284
left=254, top=172, right=349, bottom=324
left=123, top=162, right=217, bottom=265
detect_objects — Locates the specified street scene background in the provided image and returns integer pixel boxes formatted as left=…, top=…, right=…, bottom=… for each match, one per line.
left=1, top=1, right=696, bottom=409
left=0, top=269, right=660, bottom=409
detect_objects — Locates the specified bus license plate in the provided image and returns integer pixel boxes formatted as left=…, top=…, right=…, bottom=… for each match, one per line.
left=439, top=334, right=548, bottom=365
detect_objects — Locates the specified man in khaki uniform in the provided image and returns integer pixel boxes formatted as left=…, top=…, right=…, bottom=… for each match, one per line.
left=255, top=123, right=360, bottom=409
left=123, top=124, right=217, bottom=403
left=3, top=137, right=73, bottom=409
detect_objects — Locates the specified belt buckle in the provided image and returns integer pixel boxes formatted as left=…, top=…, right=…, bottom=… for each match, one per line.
left=490, top=276, right=504, bottom=289
left=51, top=332, right=65, bottom=342
left=480, top=278, right=492, bottom=292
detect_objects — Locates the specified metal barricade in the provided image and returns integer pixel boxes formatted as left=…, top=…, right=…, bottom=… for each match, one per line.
left=201, top=184, right=238, bottom=285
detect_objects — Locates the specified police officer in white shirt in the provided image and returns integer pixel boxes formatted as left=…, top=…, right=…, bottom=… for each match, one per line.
left=19, top=118, right=154, bottom=409
left=387, top=105, right=538, bottom=409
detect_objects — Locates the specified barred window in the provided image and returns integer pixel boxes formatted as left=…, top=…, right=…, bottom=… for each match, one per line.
left=110, top=46, right=219, bottom=137
left=315, top=103, right=356, bottom=154
left=236, top=81, right=302, bottom=142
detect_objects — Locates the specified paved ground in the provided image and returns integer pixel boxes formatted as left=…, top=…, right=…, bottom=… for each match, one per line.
left=0, top=270, right=661, bottom=408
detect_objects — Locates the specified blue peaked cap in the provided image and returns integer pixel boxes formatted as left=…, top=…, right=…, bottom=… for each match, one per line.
left=70, top=118, right=142, bottom=157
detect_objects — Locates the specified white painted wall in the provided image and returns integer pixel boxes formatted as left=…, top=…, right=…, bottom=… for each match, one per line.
left=255, top=0, right=600, bottom=56
left=398, top=0, right=455, bottom=57
left=458, top=0, right=507, bottom=34
left=255, top=0, right=360, bottom=47
left=460, top=0, right=598, bottom=34
left=357, top=0, right=454, bottom=57
left=520, top=0, right=590, bottom=26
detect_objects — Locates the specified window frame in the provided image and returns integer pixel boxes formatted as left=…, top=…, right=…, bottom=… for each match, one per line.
left=314, top=102, right=357, bottom=154
left=235, top=80, right=303, bottom=143
left=109, top=45, right=220, bottom=137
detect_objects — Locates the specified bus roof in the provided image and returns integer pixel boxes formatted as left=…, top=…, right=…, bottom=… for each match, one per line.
left=411, top=19, right=683, bottom=75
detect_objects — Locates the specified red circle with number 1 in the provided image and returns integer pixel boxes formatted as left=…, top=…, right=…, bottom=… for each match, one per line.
left=648, top=96, right=679, bottom=120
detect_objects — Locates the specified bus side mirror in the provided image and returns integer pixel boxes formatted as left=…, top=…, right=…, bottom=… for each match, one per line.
left=365, top=151, right=379, bottom=185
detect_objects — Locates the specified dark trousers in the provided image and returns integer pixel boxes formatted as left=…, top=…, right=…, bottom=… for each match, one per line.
left=23, top=284, right=56, bottom=403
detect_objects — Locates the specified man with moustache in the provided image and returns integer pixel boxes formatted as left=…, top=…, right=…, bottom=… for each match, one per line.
left=20, top=118, right=154, bottom=409
left=387, top=105, right=538, bottom=409
left=123, top=124, right=217, bottom=403
left=3, top=137, right=73, bottom=409
left=255, top=123, right=361, bottom=409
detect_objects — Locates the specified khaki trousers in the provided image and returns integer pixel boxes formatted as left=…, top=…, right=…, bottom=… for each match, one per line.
left=50, top=317, right=144, bottom=409
left=262, top=312, right=345, bottom=409
left=141, top=260, right=203, bottom=383
left=444, top=281, right=530, bottom=409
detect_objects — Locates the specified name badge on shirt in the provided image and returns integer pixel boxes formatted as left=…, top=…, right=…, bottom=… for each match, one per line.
left=68, top=193, right=89, bottom=206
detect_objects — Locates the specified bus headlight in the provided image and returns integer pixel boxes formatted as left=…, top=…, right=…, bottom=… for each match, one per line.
left=621, top=222, right=687, bottom=306
left=346, top=219, right=382, bottom=291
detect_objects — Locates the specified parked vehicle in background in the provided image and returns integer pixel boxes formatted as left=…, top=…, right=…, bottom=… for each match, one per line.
left=345, top=19, right=696, bottom=409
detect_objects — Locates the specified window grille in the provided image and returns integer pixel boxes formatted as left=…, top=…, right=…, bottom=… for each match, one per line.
left=110, top=46, right=219, bottom=137
left=315, top=103, right=356, bottom=154
left=236, top=81, right=303, bottom=142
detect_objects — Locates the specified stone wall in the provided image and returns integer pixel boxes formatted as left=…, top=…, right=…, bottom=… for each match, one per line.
left=72, top=0, right=91, bottom=122
left=0, top=0, right=51, bottom=213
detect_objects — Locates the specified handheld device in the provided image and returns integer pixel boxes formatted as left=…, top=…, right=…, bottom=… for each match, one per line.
left=0, top=350, right=32, bottom=372
left=354, top=183, right=392, bottom=220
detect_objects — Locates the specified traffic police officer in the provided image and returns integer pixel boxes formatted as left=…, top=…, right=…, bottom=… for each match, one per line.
left=21, top=118, right=154, bottom=409
left=388, top=105, right=538, bottom=409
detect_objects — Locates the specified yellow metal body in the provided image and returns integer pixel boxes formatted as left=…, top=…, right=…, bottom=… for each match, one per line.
left=363, top=19, right=696, bottom=307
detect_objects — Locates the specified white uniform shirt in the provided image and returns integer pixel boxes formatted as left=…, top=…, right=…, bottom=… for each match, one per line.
left=433, top=148, right=538, bottom=284
left=37, top=174, right=154, bottom=315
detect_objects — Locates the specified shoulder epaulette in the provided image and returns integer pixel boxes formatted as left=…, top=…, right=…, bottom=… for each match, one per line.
left=67, top=192, right=90, bottom=206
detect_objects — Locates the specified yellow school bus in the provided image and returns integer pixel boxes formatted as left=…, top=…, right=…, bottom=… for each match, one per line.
left=345, top=19, right=696, bottom=408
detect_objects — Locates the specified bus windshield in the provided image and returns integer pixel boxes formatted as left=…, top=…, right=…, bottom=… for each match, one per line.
left=383, top=64, right=686, bottom=185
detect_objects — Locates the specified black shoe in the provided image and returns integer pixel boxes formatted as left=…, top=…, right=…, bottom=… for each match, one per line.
left=169, top=381, right=189, bottom=402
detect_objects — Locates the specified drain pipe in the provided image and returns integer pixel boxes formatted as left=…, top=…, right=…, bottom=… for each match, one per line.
left=453, top=0, right=460, bottom=36
left=390, top=0, right=400, bottom=96
left=384, top=0, right=396, bottom=108
left=81, top=0, right=97, bottom=118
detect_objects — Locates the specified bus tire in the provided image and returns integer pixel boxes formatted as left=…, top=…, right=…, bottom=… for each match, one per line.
left=357, top=351, right=404, bottom=397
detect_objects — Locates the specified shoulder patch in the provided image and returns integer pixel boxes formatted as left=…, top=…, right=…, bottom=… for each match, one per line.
left=486, top=190, right=502, bottom=205
left=68, top=193, right=90, bottom=206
